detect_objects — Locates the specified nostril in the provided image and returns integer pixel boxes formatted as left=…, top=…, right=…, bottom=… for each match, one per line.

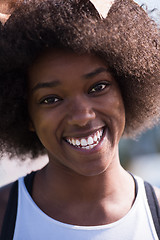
left=67, top=96, right=96, bottom=126
left=68, top=109, right=96, bottom=126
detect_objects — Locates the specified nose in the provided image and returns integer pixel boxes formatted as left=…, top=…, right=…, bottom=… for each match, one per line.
left=67, top=97, right=96, bottom=127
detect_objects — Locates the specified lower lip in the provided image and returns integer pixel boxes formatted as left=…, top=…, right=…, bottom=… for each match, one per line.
left=64, top=128, right=107, bottom=154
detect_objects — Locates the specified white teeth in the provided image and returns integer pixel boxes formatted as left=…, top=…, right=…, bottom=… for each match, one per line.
left=100, top=130, right=103, bottom=137
left=66, top=128, right=104, bottom=150
left=81, top=143, right=98, bottom=150
left=93, top=143, right=97, bottom=148
left=75, top=139, right=80, bottom=146
left=81, top=138, right=87, bottom=146
left=87, top=136, right=93, bottom=145
left=94, top=134, right=97, bottom=142
left=72, top=139, right=76, bottom=145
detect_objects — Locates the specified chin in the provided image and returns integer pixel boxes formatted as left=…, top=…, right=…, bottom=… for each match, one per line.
left=72, top=160, right=110, bottom=177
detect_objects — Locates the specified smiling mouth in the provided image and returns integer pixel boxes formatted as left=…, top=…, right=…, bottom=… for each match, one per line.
left=65, top=128, right=104, bottom=150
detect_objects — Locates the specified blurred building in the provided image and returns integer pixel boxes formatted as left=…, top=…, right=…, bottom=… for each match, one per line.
left=120, top=125, right=160, bottom=186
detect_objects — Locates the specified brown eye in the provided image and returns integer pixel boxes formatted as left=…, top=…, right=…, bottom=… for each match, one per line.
left=88, top=81, right=110, bottom=94
left=39, top=95, right=62, bottom=105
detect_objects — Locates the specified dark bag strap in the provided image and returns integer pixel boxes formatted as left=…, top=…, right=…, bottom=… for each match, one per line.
left=144, top=181, right=160, bottom=239
left=24, top=171, right=36, bottom=195
left=0, top=181, right=18, bottom=240
left=0, top=171, right=36, bottom=240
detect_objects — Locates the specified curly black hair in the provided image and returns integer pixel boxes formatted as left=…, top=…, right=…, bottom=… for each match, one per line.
left=0, top=0, right=159, bottom=159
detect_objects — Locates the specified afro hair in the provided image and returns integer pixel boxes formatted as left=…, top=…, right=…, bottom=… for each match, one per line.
left=0, top=0, right=159, bottom=158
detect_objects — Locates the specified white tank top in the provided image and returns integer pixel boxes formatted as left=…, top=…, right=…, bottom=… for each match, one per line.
left=13, top=176, right=159, bottom=240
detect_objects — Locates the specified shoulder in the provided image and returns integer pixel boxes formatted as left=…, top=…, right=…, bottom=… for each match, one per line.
left=0, top=183, right=14, bottom=234
left=153, top=186, right=160, bottom=207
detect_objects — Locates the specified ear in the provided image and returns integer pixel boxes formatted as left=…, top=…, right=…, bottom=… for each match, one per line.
left=29, top=120, right=35, bottom=132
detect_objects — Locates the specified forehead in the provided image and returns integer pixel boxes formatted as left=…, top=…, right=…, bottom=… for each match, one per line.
left=30, top=49, right=106, bottom=72
left=28, top=49, right=109, bottom=86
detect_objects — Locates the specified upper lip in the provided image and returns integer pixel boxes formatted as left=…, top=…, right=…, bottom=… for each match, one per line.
left=63, top=126, right=105, bottom=139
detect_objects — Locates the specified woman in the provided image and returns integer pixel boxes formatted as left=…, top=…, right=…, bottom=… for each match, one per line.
left=0, top=0, right=160, bottom=239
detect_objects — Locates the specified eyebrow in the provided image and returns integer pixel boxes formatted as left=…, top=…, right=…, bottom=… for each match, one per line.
left=31, top=80, right=60, bottom=93
left=31, top=67, right=109, bottom=93
left=83, top=67, right=109, bottom=79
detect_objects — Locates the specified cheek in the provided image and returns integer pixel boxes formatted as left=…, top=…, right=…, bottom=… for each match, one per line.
left=32, top=118, right=55, bottom=151
left=95, top=90, right=125, bottom=120
left=29, top=106, right=64, bottom=143
left=100, top=91, right=125, bottom=136
left=109, top=88, right=125, bottom=117
left=113, top=97, right=126, bottom=137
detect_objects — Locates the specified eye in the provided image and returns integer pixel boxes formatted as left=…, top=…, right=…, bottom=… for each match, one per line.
left=88, top=81, right=110, bottom=95
left=39, top=95, right=62, bottom=105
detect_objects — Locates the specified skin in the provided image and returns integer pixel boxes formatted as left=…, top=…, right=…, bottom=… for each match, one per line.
left=28, top=49, right=126, bottom=177
left=0, top=49, right=160, bottom=230
left=27, top=49, right=135, bottom=225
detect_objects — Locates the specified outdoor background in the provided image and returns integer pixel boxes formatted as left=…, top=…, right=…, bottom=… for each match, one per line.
left=0, top=0, right=160, bottom=187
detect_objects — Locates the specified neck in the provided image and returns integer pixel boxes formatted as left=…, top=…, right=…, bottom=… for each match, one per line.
left=32, top=156, right=135, bottom=226
left=33, top=155, right=132, bottom=203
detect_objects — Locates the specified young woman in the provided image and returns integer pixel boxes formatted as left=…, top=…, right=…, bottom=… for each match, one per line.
left=0, top=0, right=160, bottom=239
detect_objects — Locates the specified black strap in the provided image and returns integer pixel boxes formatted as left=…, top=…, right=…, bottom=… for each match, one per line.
left=0, top=181, right=18, bottom=240
left=24, top=171, right=36, bottom=196
left=0, top=171, right=36, bottom=240
left=144, top=181, right=160, bottom=239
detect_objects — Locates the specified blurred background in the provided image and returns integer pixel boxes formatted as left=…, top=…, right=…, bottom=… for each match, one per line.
left=0, top=0, right=160, bottom=187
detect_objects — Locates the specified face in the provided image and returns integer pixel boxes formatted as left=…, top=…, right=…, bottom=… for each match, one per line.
left=28, top=49, right=125, bottom=176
